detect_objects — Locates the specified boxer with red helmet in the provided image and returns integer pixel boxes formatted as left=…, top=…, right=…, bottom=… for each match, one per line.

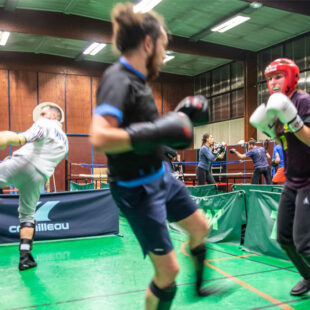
left=265, top=58, right=299, bottom=97
left=251, top=58, right=310, bottom=296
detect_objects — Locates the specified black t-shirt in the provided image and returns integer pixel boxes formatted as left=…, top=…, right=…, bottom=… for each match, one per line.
left=283, top=91, right=310, bottom=189
left=95, top=58, right=162, bottom=181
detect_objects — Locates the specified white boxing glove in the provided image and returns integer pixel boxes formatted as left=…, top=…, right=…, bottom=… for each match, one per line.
left=250, top=104, right=276, bottom=138
left=266, top=93, right=303, bottom=133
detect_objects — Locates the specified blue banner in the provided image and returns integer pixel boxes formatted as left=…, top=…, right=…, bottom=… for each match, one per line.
left=0, top=189, right=119, bottom=243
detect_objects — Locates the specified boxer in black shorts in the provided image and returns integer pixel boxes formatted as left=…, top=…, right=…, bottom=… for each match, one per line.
left=251, top=58, right=310, bottom=296
left=90, top=3, right=213, bottom=309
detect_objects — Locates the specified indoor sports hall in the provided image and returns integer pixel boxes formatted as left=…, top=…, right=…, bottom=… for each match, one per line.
left=1, top=1, right=310, bottom=309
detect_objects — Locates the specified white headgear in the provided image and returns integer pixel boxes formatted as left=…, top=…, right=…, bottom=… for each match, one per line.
left=33, top=102, right=65, bottom=123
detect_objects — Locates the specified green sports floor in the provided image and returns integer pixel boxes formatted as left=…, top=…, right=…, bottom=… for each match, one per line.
left=1, top=218, right=310, bottom=310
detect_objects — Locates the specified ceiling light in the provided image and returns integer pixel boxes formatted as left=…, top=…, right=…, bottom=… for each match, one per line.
left=164, top=55, right=175, bottom=63
left=83, top=42, right=106, bottom=56
left=211, top=16, right=250, bottom=33
left=250, top=2, right=262, bottom=9
left=134, top=0, right=162, bottom=13
left=0, top=31, right=10, bottom=46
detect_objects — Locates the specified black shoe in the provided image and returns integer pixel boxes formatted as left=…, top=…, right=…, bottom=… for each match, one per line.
left=197, top=286, right=219, bottom=297
left=290, top=279, right=310, bottom=296
left=19, top=252, right=37, bottom=271
left=196, top=280, right=224, bottom=297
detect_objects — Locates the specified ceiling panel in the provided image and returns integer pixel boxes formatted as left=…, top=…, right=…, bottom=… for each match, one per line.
left=157, top=0, right=247, bottom=38
left=201, top=6, right=310, bottom=51
left=0, top=32, right=228, bottom=76
left=0, top=0, right=310, bottom=75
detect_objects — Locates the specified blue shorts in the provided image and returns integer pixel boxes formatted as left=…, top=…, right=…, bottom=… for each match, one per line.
left=109, top=163, right=198, bottom=256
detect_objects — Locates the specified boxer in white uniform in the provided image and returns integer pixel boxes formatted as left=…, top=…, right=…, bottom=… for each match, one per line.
left=0, top=102, right=68, bottom=270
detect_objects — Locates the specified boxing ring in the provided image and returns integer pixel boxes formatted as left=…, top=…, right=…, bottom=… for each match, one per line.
left=171, top=159, right=255, bottom=190
left=67, top=159, right=255, bottom=192
left=1, top=187, right=309, bottom=310
left=1, top=161, right=309, bottom=309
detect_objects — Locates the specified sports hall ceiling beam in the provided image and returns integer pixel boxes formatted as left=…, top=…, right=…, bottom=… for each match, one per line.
left=244, top=54, right=257, bottom=141
left=241, top=0, right=310, bottom=16
left=0, top=8, right=250, bottom=61
left=0, top=8, right=113, bottom=43
left=0, top=51, right=109, bottom=76
left=0, top=51, right=194, bottom=80
left=170, top=35, right=249, bottom=60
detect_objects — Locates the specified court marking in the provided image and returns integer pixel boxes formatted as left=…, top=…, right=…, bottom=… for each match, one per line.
left=170, top=234, right=299, bottom=274
left=207, top=253, right=258, bottom=262
left=250, top=296, right=310, bottom=310
left=181, top=241, right=295, bottom=310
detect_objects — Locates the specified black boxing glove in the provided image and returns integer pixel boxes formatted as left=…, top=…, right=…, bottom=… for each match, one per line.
left=175, top=95, right=209, bottom=126
left=230, top=148, right=237, bottom=154
left=214, top=142, right=227, bottom=155
left=126, top=112, right=193, bottom=154
left=163, top=146, right=177, bottom=160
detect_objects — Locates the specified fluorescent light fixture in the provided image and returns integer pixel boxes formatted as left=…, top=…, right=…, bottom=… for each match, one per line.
left=211, top=16, right=250, bottom=33
left=250, top=2, right=262, bottom=9
left=83, top=42, right=106, bottom=56
left=134, top=0, right=162, bottom=13
left=0, top=31, right=10, bottom=46
left=164, top=55, right=175, bottom=63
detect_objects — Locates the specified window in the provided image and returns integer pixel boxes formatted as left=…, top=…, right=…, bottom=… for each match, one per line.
left=212, top=93, right=230, bottom=122
left=258, top=33, right=310, bottom=106
left=194, top=61, right=244, bottom=123
left=231, top=89, right=244, bottom=118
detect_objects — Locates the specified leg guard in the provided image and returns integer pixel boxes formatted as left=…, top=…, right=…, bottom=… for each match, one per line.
left=19, top=222, right=37, bottom=271
left=149, top=280, right=177, bottom=310
left=281, top=243, right=310, bottom=296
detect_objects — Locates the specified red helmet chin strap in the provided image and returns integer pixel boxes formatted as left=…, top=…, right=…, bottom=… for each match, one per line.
left=264, top=58, right=299, bottom=97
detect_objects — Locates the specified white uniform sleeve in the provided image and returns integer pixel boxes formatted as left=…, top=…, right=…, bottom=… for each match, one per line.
left=22, top=122, right=45, bottom=143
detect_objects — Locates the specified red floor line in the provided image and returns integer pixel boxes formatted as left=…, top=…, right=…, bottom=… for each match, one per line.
left=180, top=242, right=295, bottom=310
left=207, top=253, right=258, bottom=262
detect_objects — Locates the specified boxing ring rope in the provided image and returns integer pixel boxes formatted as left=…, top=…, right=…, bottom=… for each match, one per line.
left=68, top=158, right=253, bottom=191
left=68, top=162, right=109, bottom=189
left=170, top=159, right=254, bottom=186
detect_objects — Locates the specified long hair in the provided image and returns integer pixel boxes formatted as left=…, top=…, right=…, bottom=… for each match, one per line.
left=201, top=133, right=210, bottom=146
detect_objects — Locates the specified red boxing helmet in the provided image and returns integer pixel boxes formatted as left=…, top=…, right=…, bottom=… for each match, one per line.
left=264, top=58, right=299, bottom=96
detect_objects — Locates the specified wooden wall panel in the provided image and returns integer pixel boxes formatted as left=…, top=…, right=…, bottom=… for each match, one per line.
left=0, top=148, right=10, bottom=162
left=91, top=76, right=100, bottom=112
left=66, top=75, right=91, bottom=134
left=51, top=158, right=66, bottom=192
left=93, top=150, right=108, bottom=165
left=91, top=76, right=107, bottom=166
left=67, top=136, right=92, bottom=185
left=161, top=75, right=193, bottom=114
left=38, top=72, right=66, bottom=191
left=9, top=71, right=37, bottom=132
left=0, top=69, right=9, bottom=131
left=38, top=72, right=65, bottom=111
left=244, top=55, right=258, bottom=141
left=181, top=149, right=197, bottom=174
left=149, top=79, right=162, bottom=115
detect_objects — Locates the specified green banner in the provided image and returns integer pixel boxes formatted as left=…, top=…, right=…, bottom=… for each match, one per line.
left=232, top=184, right=283, bottom=197
left=243, top=190, right=288, bottom=260
left=70, top=182, right=95, bottom=191
left=169, top=191, right=244, bottom=245
left=271, top=186, right=283, bottom=193
left=100, top=182, right=109, bottom=189
left=186, top=184, right=217, bottom=197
